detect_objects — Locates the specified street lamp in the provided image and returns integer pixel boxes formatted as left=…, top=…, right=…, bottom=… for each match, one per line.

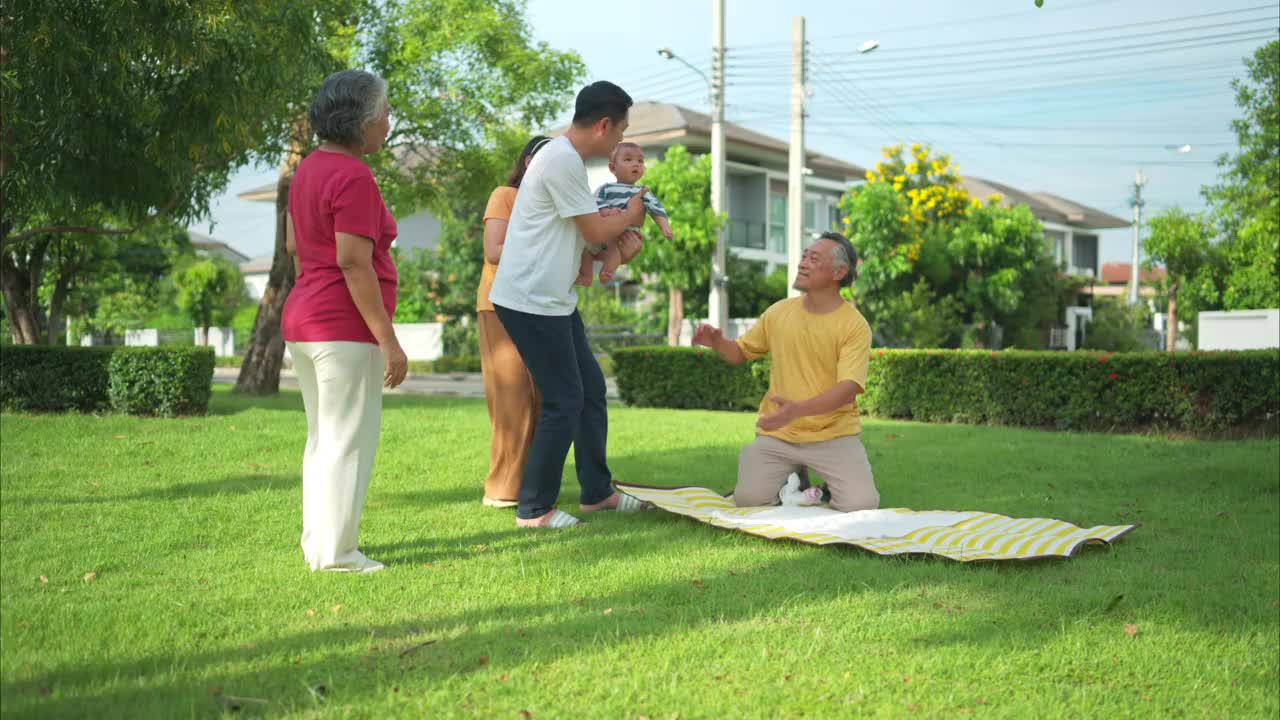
left=656, top=47, right=712, bottom=105
left=786, top=27, right=879, bottom=297
left=659, top=29, right=729, bottom=330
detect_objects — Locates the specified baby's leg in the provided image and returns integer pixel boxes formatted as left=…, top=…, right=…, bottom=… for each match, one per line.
left=576, top=248, right=595, bottom=286
left=598, top=243, right=623, bottom=284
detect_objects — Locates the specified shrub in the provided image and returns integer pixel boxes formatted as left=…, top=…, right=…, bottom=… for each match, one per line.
left=611, top=346, right=766, bottom=411
left=612, top=346, right=1280, bottom=434
left=108, top=347, right=215, bottom=416
left=1081, top=300, right=1155, bottom=352
left=0, top=346, right=215, bottom=416
left=430, top=355, right=483, bottom=374
left=0, top=346, right=115, bottom=412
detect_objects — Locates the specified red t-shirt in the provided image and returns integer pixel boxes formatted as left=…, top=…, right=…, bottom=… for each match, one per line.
left=282, top=149, right=398, bottom=344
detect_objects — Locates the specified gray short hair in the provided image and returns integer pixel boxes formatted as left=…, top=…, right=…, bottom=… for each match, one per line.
left=309, top=70, right=388, bottom=149
left=820, top=231, right=858, bottom=287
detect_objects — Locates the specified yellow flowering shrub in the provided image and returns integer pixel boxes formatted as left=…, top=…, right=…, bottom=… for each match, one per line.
left=850, top=144, right=974, bottom=265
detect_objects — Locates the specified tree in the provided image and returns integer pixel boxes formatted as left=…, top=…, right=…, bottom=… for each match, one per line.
left=945, top=201, right=1050, bottom=332
left=839, top=143, right=1064, bottom=348
left=627, top=145, right=725, bottom=346
left=1204, top=40, right=1280, bottom=311
left=235, top=1, right=584, bottom=392
left=40, top=222, right=193, bottom=344
left=838, top=145, right=974, bottom=333
left=174, top=259, right=246, bottom=345
left=1079, top=299, right=1150, bottom=352
left=1, top=1, right=340, bottom=344
left=1145, top=208, right=1211, bottom=352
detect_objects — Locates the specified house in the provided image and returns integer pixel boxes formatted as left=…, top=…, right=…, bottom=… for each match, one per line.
left=239, top=254, right=274, bottom=301
left=1095, top=262, right=1166, bottom=299
left=583, top=102, right=868, bottom=275
left=958, top=177, right=1130, bottom=280
left=189, top=231, right=250, bottom=265
left=237, top=147, right=444, bottom=255
left=956, top=177, right=1130, bottom=350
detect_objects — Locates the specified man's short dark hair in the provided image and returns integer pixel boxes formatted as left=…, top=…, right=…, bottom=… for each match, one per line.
left=573, top=81, right=633, bottom=128
left=819, top=231, right=859, bottom=287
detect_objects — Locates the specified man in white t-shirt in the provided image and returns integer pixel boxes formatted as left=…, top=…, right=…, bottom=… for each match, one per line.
left=489, top=81, right=648, bottom=528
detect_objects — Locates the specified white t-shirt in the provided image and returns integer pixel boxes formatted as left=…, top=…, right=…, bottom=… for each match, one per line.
left=488, top=136, right=599, bottom=316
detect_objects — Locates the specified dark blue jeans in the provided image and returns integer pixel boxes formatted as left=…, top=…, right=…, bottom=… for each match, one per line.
left=492, top=305, right=613, bottom=519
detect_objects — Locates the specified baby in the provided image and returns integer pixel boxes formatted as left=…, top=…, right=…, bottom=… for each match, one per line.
left=577, top=142, right=673, bottom=286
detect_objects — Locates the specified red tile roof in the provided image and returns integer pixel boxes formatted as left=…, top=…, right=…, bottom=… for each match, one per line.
left=1101, top=262, right=1167, bottom=285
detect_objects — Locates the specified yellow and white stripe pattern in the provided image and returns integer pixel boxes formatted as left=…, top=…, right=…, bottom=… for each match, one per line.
left=614, top=483, right=1137, bottom=562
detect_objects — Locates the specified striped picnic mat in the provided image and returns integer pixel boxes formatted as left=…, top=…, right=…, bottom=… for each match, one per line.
left=614, top=482, right=1137, bottom=563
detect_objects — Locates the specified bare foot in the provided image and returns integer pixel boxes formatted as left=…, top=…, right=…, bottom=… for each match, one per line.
left=517, top=513, right=555, bottom=527
left=598, top=269, right=614, bottom=284
left=517, top=509, right=581, bottom=528
left=580, top=493, right=621, bottom=512
left=575, top=270, right=594, bottom=287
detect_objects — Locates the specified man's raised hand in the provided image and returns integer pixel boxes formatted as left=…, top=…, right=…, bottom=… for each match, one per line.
left=692, top=323, right=723, bottom=348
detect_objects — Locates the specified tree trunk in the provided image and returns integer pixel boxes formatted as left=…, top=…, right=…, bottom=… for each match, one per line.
left=1165, top=283, right=1178, bottom=352
left=0, top=236, right=50, bottom=344
left=666, top=286, right=684, bottom=347
left=235, top=118, right=309, bottom=395
left=45, top=265, right=73, bottom=345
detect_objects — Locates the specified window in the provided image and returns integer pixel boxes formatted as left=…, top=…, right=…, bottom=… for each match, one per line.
left=1043, top=229, right=1066, bottom=265
left=804, top=193, right=842, bottom=235
left=768, top=192, right=787, bottom=253
left=1073, top=234, right=1098, bottom=276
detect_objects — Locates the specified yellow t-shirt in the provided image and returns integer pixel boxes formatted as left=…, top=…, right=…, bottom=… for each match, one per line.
left=736, top=297, right=872, bottom=443
left=476, top=186, right=518, bottom=313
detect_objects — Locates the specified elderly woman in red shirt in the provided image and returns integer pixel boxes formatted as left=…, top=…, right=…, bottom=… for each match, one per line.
left=282, top=69, right=407, bottom=573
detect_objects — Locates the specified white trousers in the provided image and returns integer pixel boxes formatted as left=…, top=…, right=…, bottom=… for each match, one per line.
left=289, top=341, right=383, bottom=571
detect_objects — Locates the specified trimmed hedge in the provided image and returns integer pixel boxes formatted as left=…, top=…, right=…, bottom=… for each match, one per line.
left=612, top=346, right=1280, bottom=434
left=108, top=347, right=216, bottom=416
left=612, top=346, right=765, bottom=411
left=1, top=346, right=215, bottom=416
left=0, top=346, right=115, bottom=412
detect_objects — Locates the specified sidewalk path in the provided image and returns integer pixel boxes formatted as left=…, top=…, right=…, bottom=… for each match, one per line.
left=212, top=367, right=620, bottom=400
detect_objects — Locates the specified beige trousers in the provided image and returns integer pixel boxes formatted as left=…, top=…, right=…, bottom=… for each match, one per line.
left=289, top=341, right=383, bottom=571
left=735, top=435, right=880, bottom=512
left=477, top=311, right=539, bottom=502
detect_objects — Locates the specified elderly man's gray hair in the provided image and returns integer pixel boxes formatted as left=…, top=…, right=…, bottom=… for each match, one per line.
left=819, top=231, right=858, bottom=288
left=309, top=70, right=388, bottom=149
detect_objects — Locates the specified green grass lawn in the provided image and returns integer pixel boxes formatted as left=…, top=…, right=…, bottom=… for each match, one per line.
left=2, top=388, right=1277, bottom=719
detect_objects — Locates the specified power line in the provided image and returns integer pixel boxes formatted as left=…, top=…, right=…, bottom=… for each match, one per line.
left=818, top=9, right=1280, bottom=61
left=809, top=31, right=1278, bottom=82
left=797, top=60, right=1248, bottom=99
left=811, top=29, right=1277, bottom=79
left=727, top=3, right=1276, bottom=57
left=726, top=0, right=1132, bottom=50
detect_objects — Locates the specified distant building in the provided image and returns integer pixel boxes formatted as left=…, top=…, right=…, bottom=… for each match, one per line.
left=189, top=231, right=250, bottom=265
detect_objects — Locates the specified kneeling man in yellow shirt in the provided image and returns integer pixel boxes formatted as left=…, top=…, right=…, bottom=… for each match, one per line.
left=692, top=231, right=879, bottom=512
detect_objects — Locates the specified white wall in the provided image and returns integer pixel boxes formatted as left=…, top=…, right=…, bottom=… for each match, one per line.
left=244, top=272, right=270, bottom=301
left=394, top=210, right=443, bottom=254
left=1198, top=309, right=1280, bottom=350
left=125, top=329, right=159, bottom=347
left=195, top=328, right=236, bottom=357
left=394, top=322, right=444, bottom=361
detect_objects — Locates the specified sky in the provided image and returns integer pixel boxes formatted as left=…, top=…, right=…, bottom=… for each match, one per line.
left=191, top=0, right=1279, bottom=264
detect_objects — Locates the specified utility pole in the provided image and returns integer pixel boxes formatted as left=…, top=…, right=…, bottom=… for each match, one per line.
left=786, top=16, right=806, bottom=297
left=708, top=0, right=729, bottom=329
left=1128, top=168, right=1146, bottom=306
